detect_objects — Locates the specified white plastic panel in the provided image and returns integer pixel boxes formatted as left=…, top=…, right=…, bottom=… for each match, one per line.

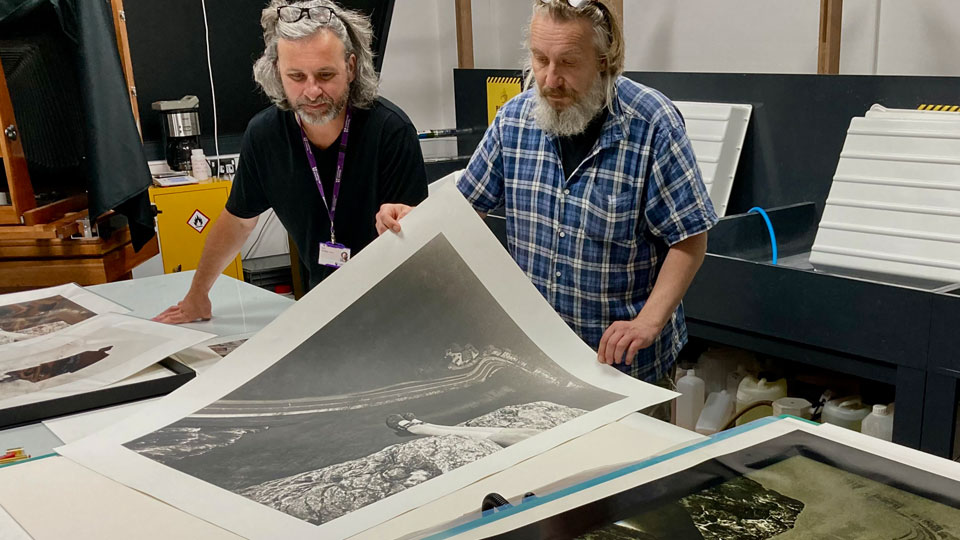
left=675, top=101, right=752, bottom=217
left=811, top=107, right=960, bottom=286
left=866, top=104, right=960, bottom=121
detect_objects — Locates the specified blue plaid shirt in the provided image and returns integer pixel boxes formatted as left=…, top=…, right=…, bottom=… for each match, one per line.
left=458, top=77, right=718, bottom=383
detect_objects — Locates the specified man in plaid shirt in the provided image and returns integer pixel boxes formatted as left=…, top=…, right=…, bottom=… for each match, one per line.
left=378, top=0, right=717, bottom=392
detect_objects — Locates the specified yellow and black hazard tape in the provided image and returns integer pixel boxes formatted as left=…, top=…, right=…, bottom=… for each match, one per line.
left=918, top=104, right=960, bottom=112
left=486, top=76, right=522, bottom=85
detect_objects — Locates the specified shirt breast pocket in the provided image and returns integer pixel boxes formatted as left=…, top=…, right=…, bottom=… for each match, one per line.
left=583, top=186, right=639, bottom=245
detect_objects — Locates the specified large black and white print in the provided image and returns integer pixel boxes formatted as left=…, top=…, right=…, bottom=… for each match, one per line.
left=127, top=234, right=624, bottom=526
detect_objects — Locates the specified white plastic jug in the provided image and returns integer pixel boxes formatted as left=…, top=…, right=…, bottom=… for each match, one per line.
left=735, top=376, right=788, bottom=425
left=696, top=390, right=735, bottom=435
left=861, top=403, right=894, bottom=440
left=822, top=396, right=872, bottom=432
left=676, top=370, right=706, bottom=430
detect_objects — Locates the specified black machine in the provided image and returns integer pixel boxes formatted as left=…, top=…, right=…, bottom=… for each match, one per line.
left=152, top=96, right=202, bottom=171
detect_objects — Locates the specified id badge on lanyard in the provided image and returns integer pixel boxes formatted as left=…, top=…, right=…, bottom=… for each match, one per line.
left=298, top=108, right=353, bottom=269
left=319, top=242, right=351, bottom=268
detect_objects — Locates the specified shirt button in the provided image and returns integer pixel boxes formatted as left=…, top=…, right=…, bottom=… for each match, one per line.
left=563, top=189, right=571, bottom=195
left=555, top=271, right=562, bottom=278
left=559, top=231, right=566, bottom=238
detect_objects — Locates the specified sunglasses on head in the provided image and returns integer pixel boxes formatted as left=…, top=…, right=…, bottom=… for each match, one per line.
left=537, top=0, right=613, bottom=38
left=537, top=0, right=612, bottom=25
left=538, top=0, right=595, bottom=9
left=277, top=3, right=336, bottom=24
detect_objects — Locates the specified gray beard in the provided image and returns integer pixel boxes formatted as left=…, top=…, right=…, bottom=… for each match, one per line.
left=296, top=91, right=349, bottom=126
left=533, top=76, right=606, bottom=137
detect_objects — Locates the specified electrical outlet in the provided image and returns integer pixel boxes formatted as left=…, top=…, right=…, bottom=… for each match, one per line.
left=207, top=156, right=239, bottom=180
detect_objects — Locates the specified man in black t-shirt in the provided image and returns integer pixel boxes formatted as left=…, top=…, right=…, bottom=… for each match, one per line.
left=155, top=0, right=427, bottom=324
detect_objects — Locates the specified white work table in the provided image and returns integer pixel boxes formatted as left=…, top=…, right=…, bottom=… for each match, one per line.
left=0, top=273, right=701, bottom=539
left=88, top=270, right=295, bottom=338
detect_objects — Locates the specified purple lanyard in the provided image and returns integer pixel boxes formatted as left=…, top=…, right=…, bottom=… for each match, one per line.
left=298, top=108, right=352, bottom=244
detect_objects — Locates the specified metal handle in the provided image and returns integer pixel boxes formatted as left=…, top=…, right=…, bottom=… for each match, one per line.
left=3, top=125, right=16, bottom=141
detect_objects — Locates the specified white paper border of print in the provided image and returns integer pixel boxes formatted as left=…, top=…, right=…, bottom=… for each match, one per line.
left=0, top=499, right=32, bottom=540
left=58, top=184, right=677, bottom=540
left=442, top=417, right=960, bottom=540
left=0, top=313, right=214, bottom=410
left=0, top=283, right=129, bottom=347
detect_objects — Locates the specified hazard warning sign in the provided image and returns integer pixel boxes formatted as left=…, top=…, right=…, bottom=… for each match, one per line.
left=187, top=210, right=211, bottom=233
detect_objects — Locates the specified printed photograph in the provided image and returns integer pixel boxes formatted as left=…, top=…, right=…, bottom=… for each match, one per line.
left=0, top=326, right=153, bottom=401
left=0, top=295, right=97, bottom=345
left=582, top=454, right=960, bottom=539
left=0, top=322, right=191, bottom=406
left=208, top=339, right=249, bottom=358
left=476, top=430, right=960, bottom=540
left=1, top=346, right=114, bottom=385
left=126, top=234, right=624, bottom=526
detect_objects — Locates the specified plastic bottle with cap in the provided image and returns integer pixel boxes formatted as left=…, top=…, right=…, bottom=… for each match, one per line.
left=676, top=369, right=706, bottom=430
left=190, top=148, right=212, bottom=181
left=861, top=403, right=894, bottom=441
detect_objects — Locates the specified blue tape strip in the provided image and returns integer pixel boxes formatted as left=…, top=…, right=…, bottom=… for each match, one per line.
left=778, top=414, right=819, bottom=426
left=425, top=416, right=784, bottom=539
left=748, top=207, right=778, bottom=265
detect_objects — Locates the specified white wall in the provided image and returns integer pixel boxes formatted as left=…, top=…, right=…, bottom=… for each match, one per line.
left=875, top=0, right=960, bottom=76
left=381, top=0, right=960, bottom=143
left=379, top=0, right=459, bottom=159
left=623, top=1, right=820, bottom=73
left=617, top=0, right=881, bottom=75
left=471, top=1, right=531, bottom=69
left=840, top=0, right=884, bottom=75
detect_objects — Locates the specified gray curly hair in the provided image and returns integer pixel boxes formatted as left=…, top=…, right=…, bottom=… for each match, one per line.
left=253, top=0, right=379, bottom=110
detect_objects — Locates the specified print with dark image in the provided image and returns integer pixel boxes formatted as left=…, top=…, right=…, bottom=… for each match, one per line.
left=127, top=234, right=624, bottom=526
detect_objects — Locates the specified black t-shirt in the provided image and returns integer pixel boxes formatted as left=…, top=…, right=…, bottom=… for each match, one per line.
left=558, top=109, right=609, bottom=180
left=226, top=98, right=428, bottom=290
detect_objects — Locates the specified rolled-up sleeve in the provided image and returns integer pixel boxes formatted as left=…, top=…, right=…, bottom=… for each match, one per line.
left=644, top=123, right=719, bottom=246
left=457, top=118, right=505, bottom=213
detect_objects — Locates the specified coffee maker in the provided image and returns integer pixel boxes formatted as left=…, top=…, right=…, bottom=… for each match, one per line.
left=152, top=96, right=201, bottom=171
